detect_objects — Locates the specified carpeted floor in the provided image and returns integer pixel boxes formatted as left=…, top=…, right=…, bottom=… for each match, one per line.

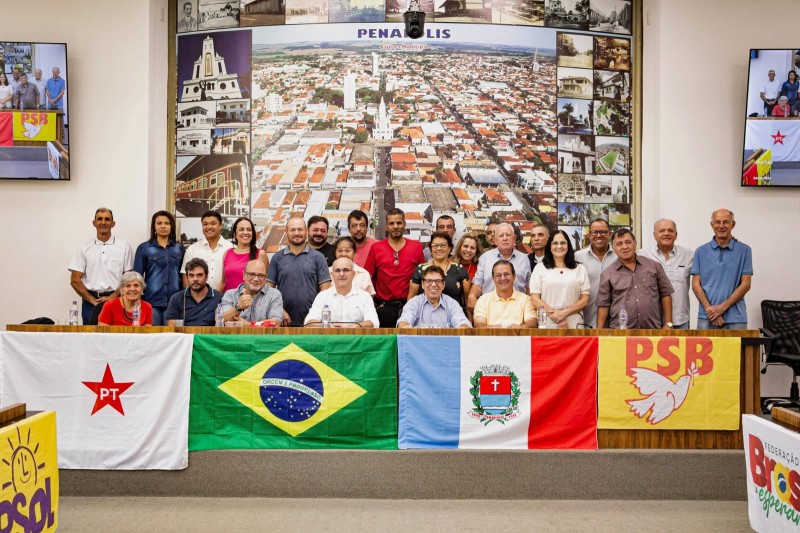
left=57, top=497, right=752, bottom=532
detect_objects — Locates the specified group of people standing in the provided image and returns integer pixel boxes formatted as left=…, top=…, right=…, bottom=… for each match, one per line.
left=0, top=67, right=65, bottom=110
left=761, top=68, right=800, bottom=117
left=67, top=206, right=752, bottom=331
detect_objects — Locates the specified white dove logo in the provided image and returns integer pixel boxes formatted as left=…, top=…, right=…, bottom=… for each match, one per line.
left=22, top=122, right=41, bottom=139
left=626, top=362, right=700, bottom=424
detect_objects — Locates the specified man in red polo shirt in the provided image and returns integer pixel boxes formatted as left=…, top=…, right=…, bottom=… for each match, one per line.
left=364, top=208, right=425, bottom=327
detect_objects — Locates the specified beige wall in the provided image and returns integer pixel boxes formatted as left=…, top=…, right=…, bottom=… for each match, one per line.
left=0, top=0, right=168, bottom=326
left=642, top=0, right=800, bottom=394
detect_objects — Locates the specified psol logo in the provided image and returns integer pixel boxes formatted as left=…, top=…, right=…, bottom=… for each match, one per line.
left=0, top=425, right=55, bottom=532
left=468, top=365, right=520, bottom=425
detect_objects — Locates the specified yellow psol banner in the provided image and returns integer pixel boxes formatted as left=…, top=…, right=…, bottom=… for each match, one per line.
left=12, top=112, right=57, bottom=142
left=0, top=411, right=58, bottom=532
left=598, top=337, right=741, bottom=430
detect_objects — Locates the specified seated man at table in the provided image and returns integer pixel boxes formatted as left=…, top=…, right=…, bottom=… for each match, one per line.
left=165, top=258, right=223, bottom=326
left=473, top=260, right=536, bottom=329
left=397, top=265, right=471, bottom=329
left=221, top=259, right=284, bottom=324
left=304, top=258, right=378, bottom=328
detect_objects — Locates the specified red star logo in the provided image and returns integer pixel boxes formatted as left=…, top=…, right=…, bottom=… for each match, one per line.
left=82, top=364, right=134, bottom=416
left=772, top=130, right=787, bottom=145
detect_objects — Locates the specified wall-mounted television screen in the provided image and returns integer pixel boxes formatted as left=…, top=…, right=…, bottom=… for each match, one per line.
left=0, top=41, right=69, bottom=180
left=742, top=48, right=800, bottom=187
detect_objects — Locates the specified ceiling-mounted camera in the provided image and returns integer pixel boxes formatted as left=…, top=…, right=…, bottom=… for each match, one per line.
left=404, top=0, right=426, bottom=40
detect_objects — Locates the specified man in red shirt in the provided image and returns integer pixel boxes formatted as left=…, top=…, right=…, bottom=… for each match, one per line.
left=364, top=208, right=425, bottom=327
left=348, top=209, right=377, bottom=268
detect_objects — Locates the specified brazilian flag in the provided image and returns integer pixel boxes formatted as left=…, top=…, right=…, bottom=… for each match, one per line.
left=190, top=334, right=397, bottom=450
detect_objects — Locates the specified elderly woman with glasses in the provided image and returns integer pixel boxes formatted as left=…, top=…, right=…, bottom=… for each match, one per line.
left=98, top=271, right=153, bottom=326
left=529, top=230, right=590, bottom=329
left=407, top=232, right=470, bottom=307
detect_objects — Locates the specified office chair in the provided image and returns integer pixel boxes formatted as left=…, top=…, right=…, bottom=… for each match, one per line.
left=761, top=300, right=800, bottom=412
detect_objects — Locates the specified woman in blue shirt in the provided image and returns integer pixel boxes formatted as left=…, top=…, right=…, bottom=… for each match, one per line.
left=780, top=70, right=799, bottom=108
left=134, top=211, right=185, bottom=325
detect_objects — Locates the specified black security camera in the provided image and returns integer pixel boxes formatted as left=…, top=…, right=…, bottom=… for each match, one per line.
left=404, top=0, right=426, bottom=39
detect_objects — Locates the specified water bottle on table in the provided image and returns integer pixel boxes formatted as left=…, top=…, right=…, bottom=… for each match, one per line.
left=69, top=301, right=79, bottom=326
left=322, top=305, right=332, bottom=328
left=618, top=304, right=628, bottom=330
left=537, top=306, right=547, bottom=329
left=132, top=300, right=141, bottom=326
left=215, top=304, right=225, bottom=326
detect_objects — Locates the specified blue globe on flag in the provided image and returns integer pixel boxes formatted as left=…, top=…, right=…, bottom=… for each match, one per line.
left=259, top=360, right=324, bottom=422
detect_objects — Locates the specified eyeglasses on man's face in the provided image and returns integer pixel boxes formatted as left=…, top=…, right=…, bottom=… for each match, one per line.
left=589, top=230, right=609, bottom=236
left=422, top=279, right=444, bottom=286
left=244, top=272, right=267, bottom=280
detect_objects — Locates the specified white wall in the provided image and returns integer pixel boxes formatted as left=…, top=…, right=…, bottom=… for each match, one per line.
left=0, top=0, right=168, bottom=326
left=642, top=0, right=800, bottom=395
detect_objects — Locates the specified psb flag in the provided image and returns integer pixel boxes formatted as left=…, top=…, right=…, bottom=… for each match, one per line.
left=598, top=337, right=741, bottom=429
left=0, top=411, right=59, bottom=533
left=189, top=335, right=397, bottom=450
left=0, top=332, right=192, bottom=469
left=398, top=336, right=598, bottom=449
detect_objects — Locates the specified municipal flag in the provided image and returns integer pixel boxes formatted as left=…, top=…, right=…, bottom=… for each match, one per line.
left=0, top=332, right=193, bottom=469
left=598, top=337, right=741, bottom=429
left=398, top=336, right=598, bottom=449
left=189, top=334, right=397, bottom=450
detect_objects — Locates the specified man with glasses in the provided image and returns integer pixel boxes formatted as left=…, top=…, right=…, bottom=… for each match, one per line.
left=597, top=229, right=673, bottom=329
left=267, top=217, right=331, bottom=326
left=691, top=209, right=753, bottom=329
left=304, top=258, right=378, bottom=328
left=473, top=260, right=536, bottom=328
left=222, top=259, right=283, bottom=323
left=364, top=208, right=425, bottom=327
left=398, top=265, right=471, bottom=328
left=69, top=207, right=134, bottom=324
left=574, top=218, right=618, bottom=327
left=165, top=258, right=223, bottom=326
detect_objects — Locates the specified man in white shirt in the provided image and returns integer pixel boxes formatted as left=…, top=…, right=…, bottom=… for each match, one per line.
left=32, top=69, right=46, bottom=108
left=761, top=69, right=781, bottom=116
left=574, top=218, right=618, bottom=328
left=304, top=258, right=378, bottom=328
left=639, top=219, right=694, bottom=329
left=181, top=210, right=232, bottom=291
left=68, top=207, right=134, bottom=324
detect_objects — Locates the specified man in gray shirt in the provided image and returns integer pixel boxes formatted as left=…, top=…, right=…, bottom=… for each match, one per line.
left=574, top=218, right=617, bottom=327
left=221, top=259, right=283, bottom=323
left=14, top=73, right=39, bottom=110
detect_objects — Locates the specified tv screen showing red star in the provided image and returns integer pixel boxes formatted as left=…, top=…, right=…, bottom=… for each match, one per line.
left=742, top=49, right=800, bottom=187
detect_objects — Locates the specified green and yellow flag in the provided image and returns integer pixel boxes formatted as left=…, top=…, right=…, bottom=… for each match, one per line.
left=189, top=335, right=398, bottom=450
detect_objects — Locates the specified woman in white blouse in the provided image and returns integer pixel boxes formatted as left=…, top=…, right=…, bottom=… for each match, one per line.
left=529, top=230, right=590, bottom=328
left=0, top=73, right=13, bottom=109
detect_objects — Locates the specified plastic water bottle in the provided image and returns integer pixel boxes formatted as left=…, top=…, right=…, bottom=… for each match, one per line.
left=69, top=301, right=79, bottom=326
left=215, top=304, right=225, bottom=326
left=322, top=305, right=332, bottom=328
left=537, top=306, right=547, bottom=329
left=132, top=300, right=141, bottom=326
left=618, top=304, right=628, bottom=330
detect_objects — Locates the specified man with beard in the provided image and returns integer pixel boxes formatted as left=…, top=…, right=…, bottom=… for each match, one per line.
left=267, top=217, right=331, bottom=326
left=348, top=209, right=376, bottom=267
left=165, top=258, right=223, bottom=326
left=364, top=208, right=425, bottom=327
left=307, top=215, right=336, bottom=266
left=574, top=218, right=618, bottom=328
left=181, top=210, right=232, bottom=291
left=222, top=259, right=284, bottom=324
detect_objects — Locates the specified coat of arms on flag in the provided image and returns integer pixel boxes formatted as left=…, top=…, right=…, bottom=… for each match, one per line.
left=469, top=365, right=520, bottom=424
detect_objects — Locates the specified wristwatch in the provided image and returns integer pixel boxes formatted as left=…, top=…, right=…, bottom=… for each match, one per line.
left=665, top=322, right=673, bottom=328
left=234, top=303, right=242, bottom=313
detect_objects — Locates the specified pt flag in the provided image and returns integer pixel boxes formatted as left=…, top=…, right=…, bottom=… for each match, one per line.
left=0, top=332, right=193, bottom=469
left=0, top=411, right=59, bottom=532
left=189, top=334, right=397, bottom=450
left=598, top=337, right=741, bottom=430
left=398, top=336, right=598, bottom=450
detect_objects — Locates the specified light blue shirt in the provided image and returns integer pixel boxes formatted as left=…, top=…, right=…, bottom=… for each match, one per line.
left=398, top=294, right=471, bottom=328
left=472, top=248, right=531, bottom=294
left=691, top=238, right=753, bottom=324
left=45, top=77, right=66, bottom=109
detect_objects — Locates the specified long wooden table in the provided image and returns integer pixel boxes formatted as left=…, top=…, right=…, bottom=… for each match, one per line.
left=5, top=325, right=762, bottom=449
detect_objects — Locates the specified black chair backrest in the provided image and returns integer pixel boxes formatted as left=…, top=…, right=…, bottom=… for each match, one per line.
left=762, top=300, right=800, bottom=356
